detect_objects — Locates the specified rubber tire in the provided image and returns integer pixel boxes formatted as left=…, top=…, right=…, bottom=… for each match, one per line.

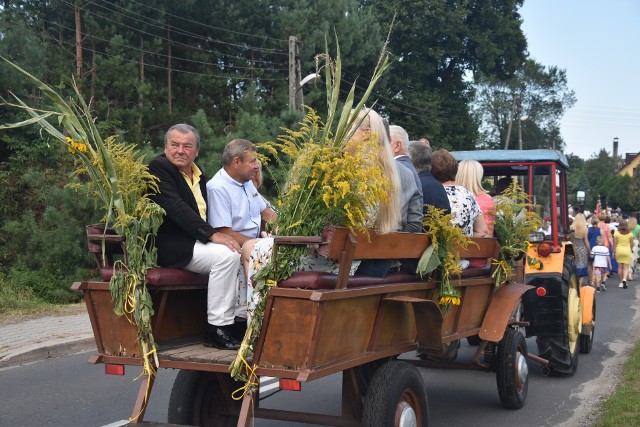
left=362, top=361, right=428, bottom=427
left=535, top=254, right=580, bottom=376
left=168, top=370, right=241, bottom=427
left=496, top=328, right=528, bottom=409
left=466, top=335, right=481, bottom=346
left=356, top=358, right=390, bottom=399
left=579, top=297, right=596, bottom=354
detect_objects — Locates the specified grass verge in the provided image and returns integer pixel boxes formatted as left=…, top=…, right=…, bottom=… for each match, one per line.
left=0, top=275, right=86, bottom=326
left=595, top=339, right=640, bottom=426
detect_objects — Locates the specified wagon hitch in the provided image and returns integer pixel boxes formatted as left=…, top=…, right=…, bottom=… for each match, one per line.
left=526, top=353, right=550, bottom=375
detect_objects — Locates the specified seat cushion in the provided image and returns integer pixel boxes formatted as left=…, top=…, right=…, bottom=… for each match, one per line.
left=99, top=266, right=208, bottom=287
left=278, top=271, right=421, bottom=290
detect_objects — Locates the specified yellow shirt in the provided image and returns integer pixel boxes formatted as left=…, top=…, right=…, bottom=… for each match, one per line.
left=180, top=164, right=207, bottom=221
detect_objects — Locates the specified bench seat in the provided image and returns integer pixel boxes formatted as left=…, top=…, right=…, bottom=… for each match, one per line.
left=98, top=266, right=208, bottom=287
left=277, top=266, right=491, bottom=290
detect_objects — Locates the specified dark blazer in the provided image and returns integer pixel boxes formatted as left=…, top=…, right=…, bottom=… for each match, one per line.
left=418, top=171, right=452, bottom=215
left=148, top=154, right=216, bottom=268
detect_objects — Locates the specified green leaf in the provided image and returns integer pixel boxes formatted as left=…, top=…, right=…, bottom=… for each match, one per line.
left=416, top=243, right=441, bottom=276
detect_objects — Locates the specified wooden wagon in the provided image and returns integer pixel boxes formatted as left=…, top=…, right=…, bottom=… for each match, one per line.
left=73, top=225, right=535, bottom=426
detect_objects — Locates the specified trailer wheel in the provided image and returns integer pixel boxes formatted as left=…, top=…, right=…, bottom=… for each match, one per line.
left=466, top=335, right=481, bottom=346
left=580, top=297, right=596, bottom=354
left=496, top=328, right=528, bottom=409
left=168, top=370, right=241, bottom=426
left=536, top=255, right=581, bottom=376
left=362, top=361, right=428, bottom=427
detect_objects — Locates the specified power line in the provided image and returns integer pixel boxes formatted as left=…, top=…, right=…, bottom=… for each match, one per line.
left=45, top=33, right=285, bottom=81
left=81, top=0, right=288, bottom=56
left=57, top=0, right=287, bottom=68
left=45, top=19, right=288, bottom=73
left=126, top=0, right=289, bottom=44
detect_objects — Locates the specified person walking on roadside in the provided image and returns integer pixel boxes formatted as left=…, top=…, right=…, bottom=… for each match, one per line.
left=597, top=213, right=614, bottom=281
left=591, top=235, right=612, bottom=293
left=628, top=216, right=640, bottom=280
left=570, top=213, right=590, bottom=286
left=613, top=219, right=633, bottom=289
left=587, top=216, right=601, bottom=286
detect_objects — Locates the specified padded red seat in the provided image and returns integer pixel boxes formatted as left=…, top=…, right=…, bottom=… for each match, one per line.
left=277, top=265, right=490, bottom=290
left=98, top=266, right=208, bottom=287
left=278, top=271, right=422, bottom=290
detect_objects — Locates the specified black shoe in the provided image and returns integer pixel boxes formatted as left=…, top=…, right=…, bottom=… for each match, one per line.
left=229, top=317, right=248, bottom=342
left=203, top=324, right=240, bottom=350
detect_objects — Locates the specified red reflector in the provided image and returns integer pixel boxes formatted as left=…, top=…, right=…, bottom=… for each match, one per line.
left=105, top=364, right=125, bottom=375
left=537, top=243, right=552, bottom=257
left=279, top=379, right=302, bottom=391
left=536, top=287, right=547, bottom=297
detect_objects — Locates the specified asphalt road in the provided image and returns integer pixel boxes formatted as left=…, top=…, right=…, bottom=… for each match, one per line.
left=1, top=279, right=638, bottom=427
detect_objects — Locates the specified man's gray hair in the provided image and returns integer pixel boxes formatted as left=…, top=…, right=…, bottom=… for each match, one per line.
left=164, top=124, right=200, bottom=149
left=407, top=140, right=432, bottom=173
left=222, top=139, right=256, bottom=166
left=389, top=125, right=409, bottom=151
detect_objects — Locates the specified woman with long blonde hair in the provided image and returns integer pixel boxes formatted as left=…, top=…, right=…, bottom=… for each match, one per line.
left=456, top=159, right=495, bottom=235
left=239, top=108, right=405, bottom=320
left=347, top=108, right=401, bottom=234
left=570, top=213, right=590, bottom=285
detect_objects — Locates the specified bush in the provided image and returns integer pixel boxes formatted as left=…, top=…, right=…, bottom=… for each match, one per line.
left=0, top=272, right=46, bottom=312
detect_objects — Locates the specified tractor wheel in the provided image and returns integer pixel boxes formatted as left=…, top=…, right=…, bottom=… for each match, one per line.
left=580, top=296, right=596, bottom=354
left=362, top=360, right=428, bottom=427
left=168, top=370, right=242, bottom=427
left=536, top=255, right=581, bottom=376
left=496, top=328, right=528, bottom=409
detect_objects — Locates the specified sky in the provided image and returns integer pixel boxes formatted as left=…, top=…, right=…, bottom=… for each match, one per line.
left=519, top=0, right=640, bottom=160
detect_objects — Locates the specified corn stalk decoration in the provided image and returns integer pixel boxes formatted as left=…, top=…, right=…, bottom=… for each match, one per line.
left=0, top=57, right=164, bottom=418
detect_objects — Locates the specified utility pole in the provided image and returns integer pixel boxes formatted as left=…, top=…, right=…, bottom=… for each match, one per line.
left=74, top=1, right=83, bottom=94
left=288, top=36, right=303, bottom=112
left=504, top=95, right=518, bottom=150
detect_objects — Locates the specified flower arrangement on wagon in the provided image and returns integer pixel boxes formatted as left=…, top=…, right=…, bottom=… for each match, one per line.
left=228, top=43, right=393, bottom=388
left=1, top=58, right=164, bottom=415
left=416, top=205, right=471, bottom=311
left=492, top=180, right=542, bottom=286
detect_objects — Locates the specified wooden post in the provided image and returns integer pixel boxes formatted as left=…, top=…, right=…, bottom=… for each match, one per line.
left=74, top=1, right=83, bottom=94
left=288, top=36, right=297, bottom=111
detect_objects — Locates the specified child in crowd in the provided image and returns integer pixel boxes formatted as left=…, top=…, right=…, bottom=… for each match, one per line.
left=591, top=235, right=612, bottom=293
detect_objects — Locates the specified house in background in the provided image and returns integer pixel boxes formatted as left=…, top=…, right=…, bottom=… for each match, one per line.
left=618, top=152, right=640, bottom=177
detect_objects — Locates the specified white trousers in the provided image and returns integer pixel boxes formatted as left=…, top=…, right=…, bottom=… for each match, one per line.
left=184, top=241, right=241, bottom=326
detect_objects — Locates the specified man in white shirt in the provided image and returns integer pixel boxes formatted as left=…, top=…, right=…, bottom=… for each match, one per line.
left=207, top=139, right=277, bottom=245
left=207, top=139, right=277, bottom=325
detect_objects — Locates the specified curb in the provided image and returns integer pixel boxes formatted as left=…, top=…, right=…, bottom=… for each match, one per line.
left=0, top=337, right=96, bottom=369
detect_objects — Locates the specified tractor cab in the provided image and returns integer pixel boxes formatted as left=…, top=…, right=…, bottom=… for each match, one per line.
left=451, top=149, right=570, bottom=247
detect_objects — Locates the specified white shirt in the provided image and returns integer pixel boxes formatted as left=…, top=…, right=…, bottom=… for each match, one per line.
left=591, top=245, right=610, bottom=268
left=206, top=168, right=267, bottom=238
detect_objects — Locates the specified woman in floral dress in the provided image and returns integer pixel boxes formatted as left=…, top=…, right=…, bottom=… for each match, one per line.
left=430, top=149, right=489, bottom=237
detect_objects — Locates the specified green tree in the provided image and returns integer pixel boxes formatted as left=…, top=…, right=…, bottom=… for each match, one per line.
left=363, top=0, right=527, bottom=149
left=473, top=59, right=576, bottom=150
